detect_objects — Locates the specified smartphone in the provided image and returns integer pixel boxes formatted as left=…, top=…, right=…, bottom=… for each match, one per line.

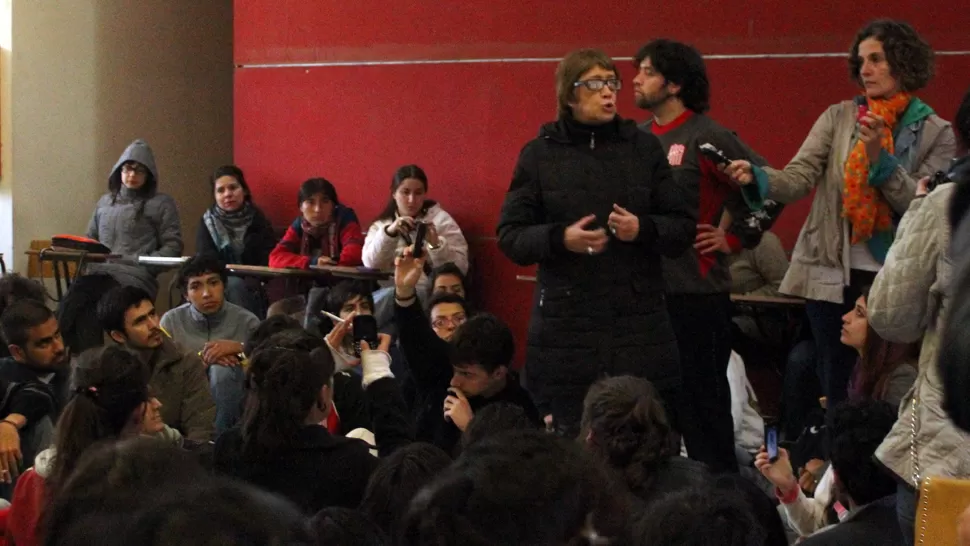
left=352, top=314, right=379, bottom=357
left=698, top=143, right=733, bottom=166
left=765, top=423, right=779, bottom=463
left=927, top=170, right=949, bottom=193
left=412, top=222, right=428, bottom=258
left=855, top=96, right=869, bottom=125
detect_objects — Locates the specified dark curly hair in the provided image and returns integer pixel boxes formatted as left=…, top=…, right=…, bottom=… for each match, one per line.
left=580, top=376, right=675, bottom=497
left=848, top=20, right=934, bottom=92
left=633, top=39, right=710, bottom=114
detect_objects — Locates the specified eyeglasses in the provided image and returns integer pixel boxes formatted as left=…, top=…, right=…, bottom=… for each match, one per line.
left=573, top=78, right=622, bottom=92
left=122, top=164, right=148, bottom=175
left=432, top=314, right=467, bottom=329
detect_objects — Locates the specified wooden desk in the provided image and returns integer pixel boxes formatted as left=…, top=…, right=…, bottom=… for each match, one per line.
left=226, top=264, right=322, bottom=279
left=309, top=265, right=392, bottom=282
left=731, top=293, right=805, bottom=352
left=25, top=248, right=116, bottom=299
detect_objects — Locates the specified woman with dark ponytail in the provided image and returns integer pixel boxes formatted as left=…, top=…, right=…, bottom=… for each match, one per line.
left=213, top=330, right=412, bottom=514
left=580, top=376, right=708, bottom=503
left=7, top=345, right=168, bottom=546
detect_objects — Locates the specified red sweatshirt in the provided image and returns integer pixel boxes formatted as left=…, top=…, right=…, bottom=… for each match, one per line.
left=269, top=206, right=364, bottom=269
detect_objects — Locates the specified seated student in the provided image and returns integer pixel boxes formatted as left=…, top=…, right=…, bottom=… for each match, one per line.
left=6, top=345, right=171, bottom=546
left=309, top=280, right=376, bottom=367
left=363, top=166, right=469, bottom=324
left=0, top=274, right=48, bottom=360
left=401, top=430, right=630, bottom=545
left=729, top=231, right=791, bottom=345
left=160, top=256, right=260, bottom=435
left=581, top=375, right=708, bottom=505
left=789, top=288, right=919, bottom=500
left=394, top=246, right=540, bottom=454
left=42, top=438, right=314, bottom=546
left=799, top=401, right=901, bottom=546
left=841, top=288, right=919, bottom=409
left=269, top=177, right=364, bottom=269
left=197, top=165, right=277, bottom=314
left=363, top=165, right=468, bottom=277
left=756, top=400, right=900, bottom=542
left=85, top=139, right=183, bottom=298
left=0, top=301, right=72, bottom=490
left=213, top=330, right=412, bottom=513
left=430, top=262, right=467, bottom=299
left=358, top=442, right=452, bottom=536
left=241, top=315, right=370, bottom=437
left=98, top=286, right=215, bottom=442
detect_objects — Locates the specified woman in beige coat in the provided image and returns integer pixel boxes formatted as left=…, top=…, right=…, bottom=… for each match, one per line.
left=727, top=20, right=954, bottom=414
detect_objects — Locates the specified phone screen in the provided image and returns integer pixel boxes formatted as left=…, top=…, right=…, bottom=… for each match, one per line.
left=352, top=315, right=379, bottom=357
left=765, top=425, right=779, bottom=462
left=412, top=222, right=428, bottom=258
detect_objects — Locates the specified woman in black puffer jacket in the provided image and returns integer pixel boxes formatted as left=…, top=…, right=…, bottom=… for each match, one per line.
left=496, top=48, right=696, bottom=437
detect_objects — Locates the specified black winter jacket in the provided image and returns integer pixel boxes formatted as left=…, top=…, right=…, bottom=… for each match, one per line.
left=496, top=115, right=697, bottom=412
left=196, top=206, right=277, bottom=266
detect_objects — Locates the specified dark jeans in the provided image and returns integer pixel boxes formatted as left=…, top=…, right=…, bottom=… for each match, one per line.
left=804, top=269, right=876, bottom=415
left=667, top=293, right=737, bottom=474
left=781, top=339, right=821, bottom=441
left=897, top=483, right=917, bottom=546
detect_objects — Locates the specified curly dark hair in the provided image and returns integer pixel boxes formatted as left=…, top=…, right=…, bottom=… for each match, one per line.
left=848, top=20, right=934, bottom=92
left=633, top=39, right=710, bottom=114
left=580, top=376, right=675, bottom=497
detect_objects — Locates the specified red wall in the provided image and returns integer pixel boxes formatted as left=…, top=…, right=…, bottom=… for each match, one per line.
left=234, top=1, right=970, bottom=365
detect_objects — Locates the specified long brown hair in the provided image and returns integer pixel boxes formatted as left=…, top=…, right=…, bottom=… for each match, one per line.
left=851, top=288, right=920, bottom=401
left=48, top=346, right=150, bottom=498
left=241, top=331, right=334, bottom=461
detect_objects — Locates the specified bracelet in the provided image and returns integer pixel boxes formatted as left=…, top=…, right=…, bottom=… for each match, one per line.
left=395, top=291, right=417, bottom=303
left=0, top=419, right=18, bottom=431
left=776, top=485, right=800, bottom=505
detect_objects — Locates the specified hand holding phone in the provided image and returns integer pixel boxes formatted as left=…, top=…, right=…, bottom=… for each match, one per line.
left=412, top=222, right=428, bottom=258
left=855, top=96, right=870, bottom=126
left=765, top=423, right=779, bottom=463
left=352, top=315, right=379, bottom=357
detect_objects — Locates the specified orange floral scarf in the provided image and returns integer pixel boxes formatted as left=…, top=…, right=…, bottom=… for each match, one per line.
left=842, top=92, right=911, bottom=244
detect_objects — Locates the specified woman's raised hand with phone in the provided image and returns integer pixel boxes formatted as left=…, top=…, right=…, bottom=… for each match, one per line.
left=754, top=446, right=798, bottom=497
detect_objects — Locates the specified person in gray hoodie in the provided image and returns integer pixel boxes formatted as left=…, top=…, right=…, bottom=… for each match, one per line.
left=85, top=139, right=183, bottom=297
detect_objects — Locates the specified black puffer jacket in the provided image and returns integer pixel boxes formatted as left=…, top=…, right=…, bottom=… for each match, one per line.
left=496, top=114, right=697, bottom=416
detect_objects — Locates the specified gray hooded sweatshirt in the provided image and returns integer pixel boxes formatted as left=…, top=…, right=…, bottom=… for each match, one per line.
left=85, top=140, right=183, bottom=293
left=86, top=139, right=183, bottom=261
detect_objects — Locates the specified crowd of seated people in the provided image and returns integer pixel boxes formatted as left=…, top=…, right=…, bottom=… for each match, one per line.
left=0, top=17, right=969, bottom=546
